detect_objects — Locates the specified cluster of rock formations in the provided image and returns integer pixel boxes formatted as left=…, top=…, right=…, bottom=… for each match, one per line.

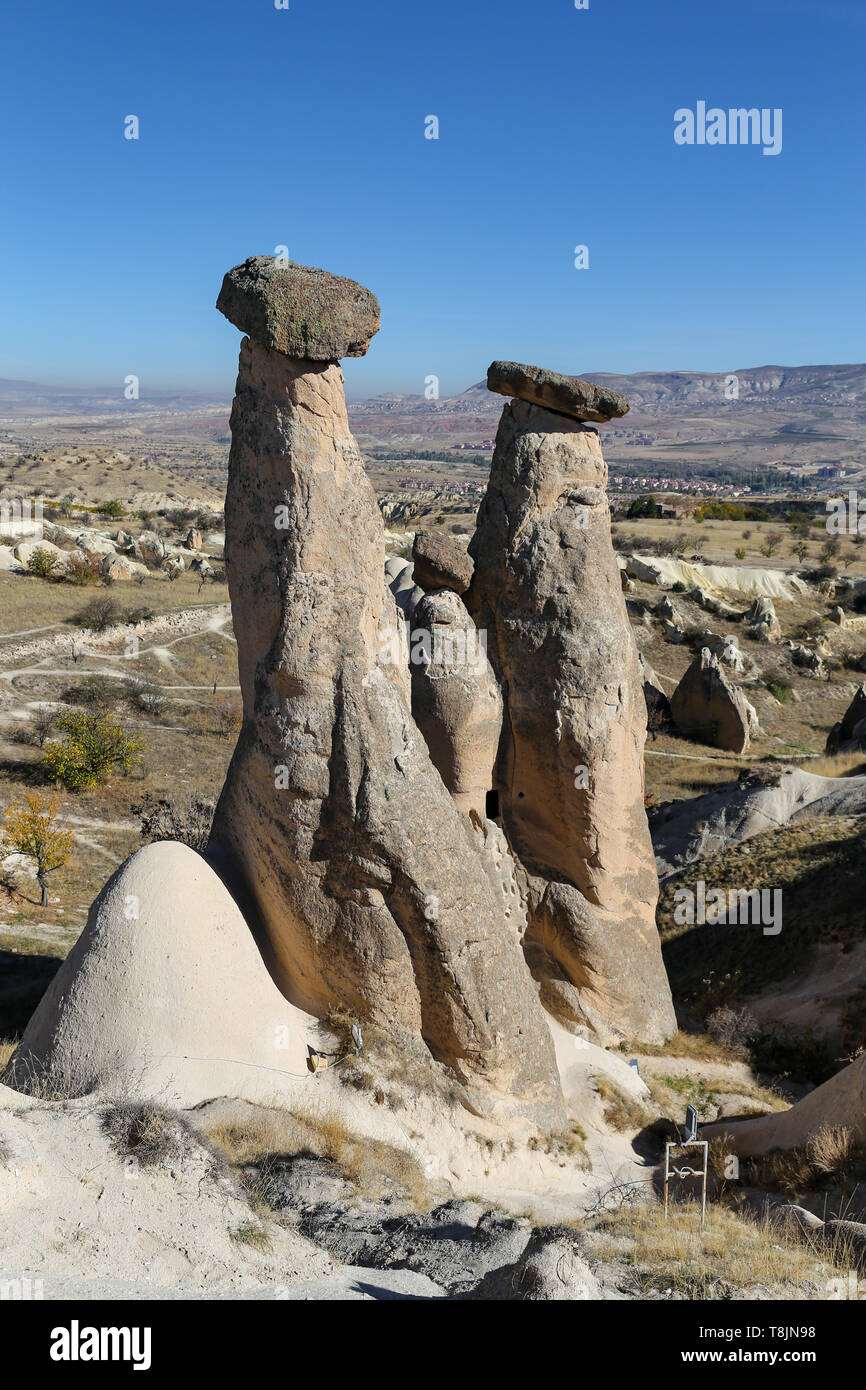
left=0, top=519, right=220, bottom=583
left=7, top=258, right=676, bottom=1132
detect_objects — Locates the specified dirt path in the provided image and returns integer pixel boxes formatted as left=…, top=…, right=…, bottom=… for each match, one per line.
left=0, top=603, right=232, bottom=668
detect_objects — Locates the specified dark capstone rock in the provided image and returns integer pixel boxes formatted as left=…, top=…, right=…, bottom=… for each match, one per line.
left=411, top=531, right=474, bottom=594
left=487, top=361, right=629, bottom=423
left=217, top=256, right=380, bottom=360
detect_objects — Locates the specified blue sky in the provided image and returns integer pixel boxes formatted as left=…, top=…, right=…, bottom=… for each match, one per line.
left=0, top=0, right=863, bottom=397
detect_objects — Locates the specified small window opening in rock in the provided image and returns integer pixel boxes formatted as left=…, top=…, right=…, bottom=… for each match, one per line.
left=485, top=789, right=500, bottom=819
left=517, top=791, right=525, bottom=799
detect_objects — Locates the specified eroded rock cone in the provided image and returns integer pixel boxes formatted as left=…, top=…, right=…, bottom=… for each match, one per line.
left=409, top=589, right=503, bottom=818
left=468, top=397, right=675, bottom=1044
left=670, top=647, right=753, bottom=754
left=209, top=298, right=563, bottom=1124
left=826, top=682, right=866, bottom=754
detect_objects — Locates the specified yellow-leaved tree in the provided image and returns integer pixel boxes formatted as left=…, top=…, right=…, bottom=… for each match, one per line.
left=2, top=793, right=75, bottom=906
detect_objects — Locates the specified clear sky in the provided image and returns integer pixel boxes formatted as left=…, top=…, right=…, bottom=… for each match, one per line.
left=1, top=0, right=863, bottom=398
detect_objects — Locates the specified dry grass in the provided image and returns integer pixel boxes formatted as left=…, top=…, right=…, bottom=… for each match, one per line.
left=630, top=1030, right=741, bottom=1064
left=648, top=1070, right=786, bottom=1126
left=806, top=753, right=866, bottom=779
left=203, top=1100, right=433, bottom=1209
left=585, top=1201, right=847, bottom=1299
left=101, top=1101, right=214, bottom=1171
left=228, top=1219, right=272, bottom=1252
left=658, top=814, right=866, bottom=1035
left=0, top=569, right=228, bottom=636
left=741, top=1126, right=861, bottom=1200
left=808, top=1124, right=855, bottom=1177
left=0, top=1038, right=16, bottom=1071
left=594, top=1077, right=656, bottom=1133
left=527, top=1120, right=590, bottom=1167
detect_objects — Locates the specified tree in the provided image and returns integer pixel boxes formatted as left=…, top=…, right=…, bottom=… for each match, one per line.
left=99, top=500, right=126, bottom=519
left=627, top=495, right=662, bottom=519
left=2, top=793, right=75, bottom=905
left=30, top=704, right=55, bottom=747
left=793, top=539, right=809, bottom=564
left=42, top=710, right=144, bottom=790
left=760, top=530, right=783, bottom=557
left=25, top=547, right=59, bottom=579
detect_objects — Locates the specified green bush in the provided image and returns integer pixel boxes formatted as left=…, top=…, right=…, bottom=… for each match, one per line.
left=25, top=547, right=60, bottom=578
left=62, top=674, right=118, bottom=707
left=767, top=680, right=793, bottom=704
left=99, top=500, right=126, bottom=519
left=42, top=710, right=143, bottom=790
left=124, top=680, right=166, bottom=716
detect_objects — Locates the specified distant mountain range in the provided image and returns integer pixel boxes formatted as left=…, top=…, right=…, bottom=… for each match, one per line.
left=349, top=363, right=866, bottom=421
left=0, top=378, right=226, bottom=417
left=1, top=364, right=862, bottom=476
left=346, top=364, right=866, bottom=478
left=2, top=363, right=862, bottom=420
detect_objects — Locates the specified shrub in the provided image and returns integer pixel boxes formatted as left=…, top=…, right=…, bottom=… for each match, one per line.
left=62, top=674, right=118, bottom=707
left=64, top=552, right=103, bottom=586
left=766, top=679, right=792, bottom=704
left=760, top=531, right=783, bottom=558
left=101, top=1102, right=212, bottom=1171
left=75, top=596, right=120, bottom=632
left=42, top=709, right=144, bottom=790
left=124, top=605, right=155, bottom=626
left=734, top=546, right=746, bottom=560
left=28, top=704, right=55, bottom=747
left=99, top=500, right=126, bottom=519
left=124, top=680, right=166, bottom=716
left=705, top=1005, right=758, bottom=1053
left=25, top=547, right=59, bottom=578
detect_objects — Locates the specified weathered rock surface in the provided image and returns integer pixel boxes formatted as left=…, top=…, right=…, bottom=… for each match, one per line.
left=409, top=589, right=503, bottom=818
left=472, top=1227, right=609, bottom=1300
left=706, top=1050, right=866, bottom=1155
left=411, top=530, right=474, bottom=594
left=207, top=333, right=563, bottom=1123
left=487, top=361, right=628, bottom=423
left=669, top=648, right=752, bottom=753
left=468, top=397, right=675, bottom=1044
left=3, top=842, right=317, bottom=1105
left=136, top=530, right=168, bottom=567
left=266, top=1187, right=531, bottom=1295
left=745, top=595, right=781, bottom=643
left=387, top=558, right=424, bottom=619
left=650, top=765, right=866, bottom=881
left=217, top=256, right=380, bottom=360
left=639, top=654, right=673, bottom=731
left=13, top=539, right=65, bottom=567
left=826, top=683, right=866, bottom=754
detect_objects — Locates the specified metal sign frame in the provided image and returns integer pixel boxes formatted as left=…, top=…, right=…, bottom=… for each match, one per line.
left=664, top=1139, right=709, bottom=1224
